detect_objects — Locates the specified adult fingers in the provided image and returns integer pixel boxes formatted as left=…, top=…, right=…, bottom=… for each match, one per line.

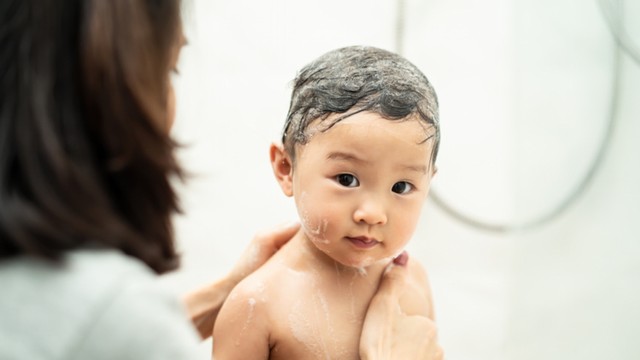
left=359, top=252, right=411, bottom=358
left=255, top=221, right=300, bottom=251
left=375, top=251, right=411, bottom=301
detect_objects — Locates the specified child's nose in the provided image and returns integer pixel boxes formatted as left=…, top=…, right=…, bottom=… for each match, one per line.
left=353, top=197, right=388, bottom=225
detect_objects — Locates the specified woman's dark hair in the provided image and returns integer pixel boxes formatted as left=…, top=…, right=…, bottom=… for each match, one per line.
left=0, top=0, right=183, bottom=274
left=282, top=46, right=440, bottom=165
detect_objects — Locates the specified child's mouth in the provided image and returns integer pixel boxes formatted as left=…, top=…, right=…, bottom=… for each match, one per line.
left=346, top=236, right=380, bottom=249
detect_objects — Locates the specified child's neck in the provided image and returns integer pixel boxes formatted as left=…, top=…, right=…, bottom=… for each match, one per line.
left=288, top=229, right=390, bottom=287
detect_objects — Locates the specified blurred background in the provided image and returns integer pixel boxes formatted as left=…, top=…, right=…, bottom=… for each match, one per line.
left=160, top=0, right=640, bottom=358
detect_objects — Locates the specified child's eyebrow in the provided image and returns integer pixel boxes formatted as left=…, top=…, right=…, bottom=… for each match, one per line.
left=402, top=164, right=427, bottom=174
left=326, top=152, right=369, bottom=164
left=327, top=151, right=427, bottom=174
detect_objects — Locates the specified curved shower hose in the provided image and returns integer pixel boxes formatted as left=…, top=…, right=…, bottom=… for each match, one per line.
left=394, top=0, right=636, bottom=233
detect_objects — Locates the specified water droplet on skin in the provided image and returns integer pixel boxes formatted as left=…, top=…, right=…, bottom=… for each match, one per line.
left=288, top=283, right=343, bottom=359
left=356, top=267, right=367, bottom=276
left=234, top=297, right=257, bottom=346
left=288, top=300, right=326, bottom=359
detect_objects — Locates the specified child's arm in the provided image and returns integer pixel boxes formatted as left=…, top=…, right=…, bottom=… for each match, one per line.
left=212, top=282, right=271, bottom=360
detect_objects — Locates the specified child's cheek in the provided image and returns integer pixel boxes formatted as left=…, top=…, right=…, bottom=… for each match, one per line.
left=297, top=192, right=331, bottom=243
left=308, top=219, right=331, bottom=245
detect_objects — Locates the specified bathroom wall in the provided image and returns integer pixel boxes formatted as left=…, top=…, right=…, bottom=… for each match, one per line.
left=163, top=0, right=640, bottom=358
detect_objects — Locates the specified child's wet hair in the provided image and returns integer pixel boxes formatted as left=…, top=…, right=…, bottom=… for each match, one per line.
left=282, top=46, right=440, bottom=165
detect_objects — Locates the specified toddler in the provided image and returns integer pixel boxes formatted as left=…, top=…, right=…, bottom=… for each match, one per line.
left=213, top=45, right=440, bottom=360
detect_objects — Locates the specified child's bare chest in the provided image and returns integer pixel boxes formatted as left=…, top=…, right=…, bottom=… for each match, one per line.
left=267, top=274, right=375, bottom=360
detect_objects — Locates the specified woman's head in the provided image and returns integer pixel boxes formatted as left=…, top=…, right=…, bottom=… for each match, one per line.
left=0, top=0, right=184, bottom=273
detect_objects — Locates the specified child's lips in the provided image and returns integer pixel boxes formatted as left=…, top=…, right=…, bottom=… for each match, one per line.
left=346, top=236, right=380, bottom=249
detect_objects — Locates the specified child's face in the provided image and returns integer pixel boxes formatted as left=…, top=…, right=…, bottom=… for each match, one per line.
left=288, top=111, right=435, bottom=268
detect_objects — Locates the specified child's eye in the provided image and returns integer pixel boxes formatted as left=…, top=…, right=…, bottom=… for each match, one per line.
left=336, top=174, right=359, bottom=187
left=391, top=181, right=413, bottom=194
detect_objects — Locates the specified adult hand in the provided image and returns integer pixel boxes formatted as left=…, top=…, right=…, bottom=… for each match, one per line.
left=359, top=252, right=444, bottom=360
left=226, top=221, right=301, bottom=285
left=184, top=222, right=300, bottom=339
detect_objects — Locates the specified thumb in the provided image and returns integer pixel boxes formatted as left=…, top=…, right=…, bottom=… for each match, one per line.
left=258, top=221, right=300, bottom=251
left=360, top=251, right=411, bottom=358
left=373, top=251, right=411, bottom=304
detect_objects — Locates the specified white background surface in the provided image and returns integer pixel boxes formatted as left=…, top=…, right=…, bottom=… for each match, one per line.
left=161, top=0, right=640, bottom=358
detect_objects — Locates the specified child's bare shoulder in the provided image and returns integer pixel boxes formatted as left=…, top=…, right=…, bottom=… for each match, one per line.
left=221, top=261, right=310, bottom=322
left=212, top=265, right=295, bottom=359
left=229, top=262, right=308, bottom=304
left=221, top=263, right=285, bottom=315
left=215, top=261, right=322, bottom=359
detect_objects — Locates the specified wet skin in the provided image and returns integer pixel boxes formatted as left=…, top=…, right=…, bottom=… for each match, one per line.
left=212, top=112, right=436, bottom=360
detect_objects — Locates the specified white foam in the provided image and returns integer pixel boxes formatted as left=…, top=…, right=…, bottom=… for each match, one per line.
left=356, top=267, right=367, bottom=276
left=234, top=297, right=257, bottom=346
left=288, top=300, right=328, bottom=359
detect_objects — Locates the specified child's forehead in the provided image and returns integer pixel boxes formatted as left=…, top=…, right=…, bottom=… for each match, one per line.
left=305, top=111, right=434, bottom=144
left=291, top=113, right=434, bottom=166
left=295, top=112, right=435, bottom=172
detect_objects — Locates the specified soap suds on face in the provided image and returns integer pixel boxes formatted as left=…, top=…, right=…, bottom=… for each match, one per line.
left=302, top=216, right=329, bottom=243
left=299, top=192, right=330, bottom=243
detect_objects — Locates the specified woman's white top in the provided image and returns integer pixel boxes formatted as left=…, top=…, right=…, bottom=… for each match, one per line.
left=0, top=249, right=201, bottom=360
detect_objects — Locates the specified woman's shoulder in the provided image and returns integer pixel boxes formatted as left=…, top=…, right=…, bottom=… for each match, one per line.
left=0, top=248, right=162, bottom=312
left=0, top=249, right=201, bottom=360
left=0, top=248, right=157, bottom=312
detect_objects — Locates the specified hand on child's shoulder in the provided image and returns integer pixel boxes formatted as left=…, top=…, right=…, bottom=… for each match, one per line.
left=399, top=258, right=435, bottom=319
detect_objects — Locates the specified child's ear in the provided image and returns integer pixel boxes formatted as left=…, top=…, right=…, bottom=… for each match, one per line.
left=269, top=142, right=294, bottom=197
